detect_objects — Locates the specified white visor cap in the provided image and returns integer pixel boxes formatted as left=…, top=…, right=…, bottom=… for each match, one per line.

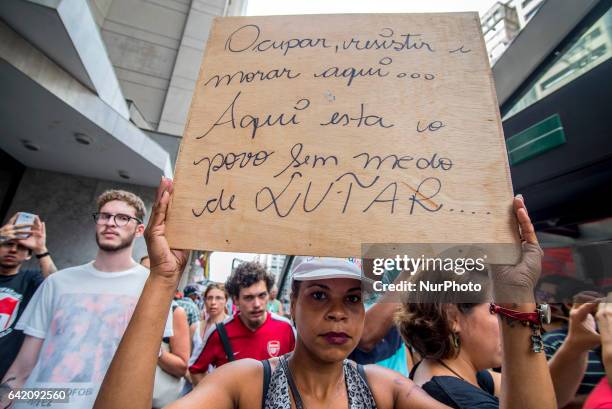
left=291, top=257, right=374, bottom=290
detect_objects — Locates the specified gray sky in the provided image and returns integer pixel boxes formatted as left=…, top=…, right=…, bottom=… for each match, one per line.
left=247, top=0, right=500, bottom=17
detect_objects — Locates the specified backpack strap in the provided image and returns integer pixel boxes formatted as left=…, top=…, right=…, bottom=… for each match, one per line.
left=216, top=322, right=234, bottom=362
left=261, top=360, right=271, bottom=408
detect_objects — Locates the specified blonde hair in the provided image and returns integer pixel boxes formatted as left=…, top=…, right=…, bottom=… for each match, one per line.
left=96, top=190, right=146, bottom=221
left=204, top=283, right=228, bottom=300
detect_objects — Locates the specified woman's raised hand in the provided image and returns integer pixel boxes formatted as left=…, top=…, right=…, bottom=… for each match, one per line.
left=490, top=195, right=543, bottom=302
left=144, top=177, right=190, bottom=284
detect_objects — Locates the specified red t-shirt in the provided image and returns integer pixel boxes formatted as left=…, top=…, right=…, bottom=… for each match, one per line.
left=584, top=378, right=612, bottom=409
left=190, top=312, right=295, bottom=373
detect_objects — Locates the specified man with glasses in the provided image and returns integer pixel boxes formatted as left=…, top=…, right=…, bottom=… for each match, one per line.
left=0, top=213, right=56, bottom=380
left=0, top=190, right=173, bottom=409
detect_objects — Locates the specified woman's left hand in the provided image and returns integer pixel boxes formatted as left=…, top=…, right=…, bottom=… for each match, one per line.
left=490, top=196, right=543, bottom=302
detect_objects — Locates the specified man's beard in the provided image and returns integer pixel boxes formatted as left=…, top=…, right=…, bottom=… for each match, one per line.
left=95, top=232, right=135, bottom=252
left=242, top=310, right=266, bottom=330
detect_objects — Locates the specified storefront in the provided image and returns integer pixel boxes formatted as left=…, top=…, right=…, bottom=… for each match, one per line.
left=496, top=0, right=612, bottom=290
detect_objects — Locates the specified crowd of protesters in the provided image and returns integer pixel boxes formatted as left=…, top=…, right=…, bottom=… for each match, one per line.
left=0, top=181, right=610, bottom=408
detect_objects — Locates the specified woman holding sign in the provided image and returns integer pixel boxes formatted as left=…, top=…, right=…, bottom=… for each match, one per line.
left=93, top=178, right=554, bottom=409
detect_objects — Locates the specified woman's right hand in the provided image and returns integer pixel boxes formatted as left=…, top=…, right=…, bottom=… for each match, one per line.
left=144, top=177, right=189, bottom=284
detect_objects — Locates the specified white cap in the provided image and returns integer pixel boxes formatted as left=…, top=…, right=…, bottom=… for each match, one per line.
left=291, top=257, right=374, bottom=290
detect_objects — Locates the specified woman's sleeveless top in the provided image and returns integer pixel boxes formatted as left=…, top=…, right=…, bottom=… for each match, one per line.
left=263, top=355, right=377, bottom=409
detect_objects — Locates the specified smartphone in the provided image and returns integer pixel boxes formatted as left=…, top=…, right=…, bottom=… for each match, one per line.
left=14, top=212, right=36, bottom=239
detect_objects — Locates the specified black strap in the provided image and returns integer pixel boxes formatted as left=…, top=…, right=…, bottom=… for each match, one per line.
left=409, top=360, right=421, bottom=380
left=280, top=356, right=305, bottom=409
left=261, top=360, right=271, bottom=408
left=216, top=322, right=235, bottom=362
left=357, top=364, right=371, bottom=389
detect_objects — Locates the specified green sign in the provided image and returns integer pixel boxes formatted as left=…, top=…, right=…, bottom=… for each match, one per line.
left=506, top=114, right=565, bottom=165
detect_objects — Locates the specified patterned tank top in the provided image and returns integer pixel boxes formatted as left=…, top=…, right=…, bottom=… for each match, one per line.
left=263, top=355, right=377, bottom=409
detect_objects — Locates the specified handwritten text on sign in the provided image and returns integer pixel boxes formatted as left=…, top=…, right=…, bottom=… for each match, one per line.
left=166, top=14, right=521, bottom=262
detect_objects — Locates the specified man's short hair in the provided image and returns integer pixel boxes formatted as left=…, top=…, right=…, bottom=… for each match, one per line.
left=96, top=190, right=146, bottom=222
left=225, top=261, right=274, bottom=299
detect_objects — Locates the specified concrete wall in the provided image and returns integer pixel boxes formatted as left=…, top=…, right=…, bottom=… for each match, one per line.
left=3, top=168, right=156, bottom=270
left=157, top=0, right=226, bottom=135
left=96, top=0, right=228, bottom=135
left=144, top=130, right=182, bottom=167
left=88, top=0, right=114, bottom=28
left=100, top=0, right=191, bottom=130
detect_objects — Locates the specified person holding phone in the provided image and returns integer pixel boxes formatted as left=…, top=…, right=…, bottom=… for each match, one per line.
left=0, top=212, right=56, bottom=380
left=0, top=192, right=173, bottom=409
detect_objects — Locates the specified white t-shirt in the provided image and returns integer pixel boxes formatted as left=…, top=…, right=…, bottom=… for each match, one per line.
left=14, top=262, right=173, bottom=409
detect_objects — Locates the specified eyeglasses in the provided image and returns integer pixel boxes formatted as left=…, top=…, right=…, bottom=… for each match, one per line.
left=92, top=212, right=142, bottom=227
left=206, top=295, right=226, bottom=302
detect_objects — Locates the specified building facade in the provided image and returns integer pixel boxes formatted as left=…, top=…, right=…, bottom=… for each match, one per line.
left=257, top=254, right=287, bottom=280
left=513, top=0, right=545, bottom=27
left=481, top=0, right=546, bottom=63
left=494, top=0, right=612, bottom=288
left=0, top=0, right=246, bottom=268
left=482, top=1, right=521, bottom=63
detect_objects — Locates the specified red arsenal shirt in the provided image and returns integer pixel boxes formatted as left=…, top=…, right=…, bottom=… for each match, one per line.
left=190, top=312, right=295, bottom=373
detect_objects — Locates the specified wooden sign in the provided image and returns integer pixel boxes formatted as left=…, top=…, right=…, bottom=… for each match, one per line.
left=166, top=13, right=521, bottom=263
